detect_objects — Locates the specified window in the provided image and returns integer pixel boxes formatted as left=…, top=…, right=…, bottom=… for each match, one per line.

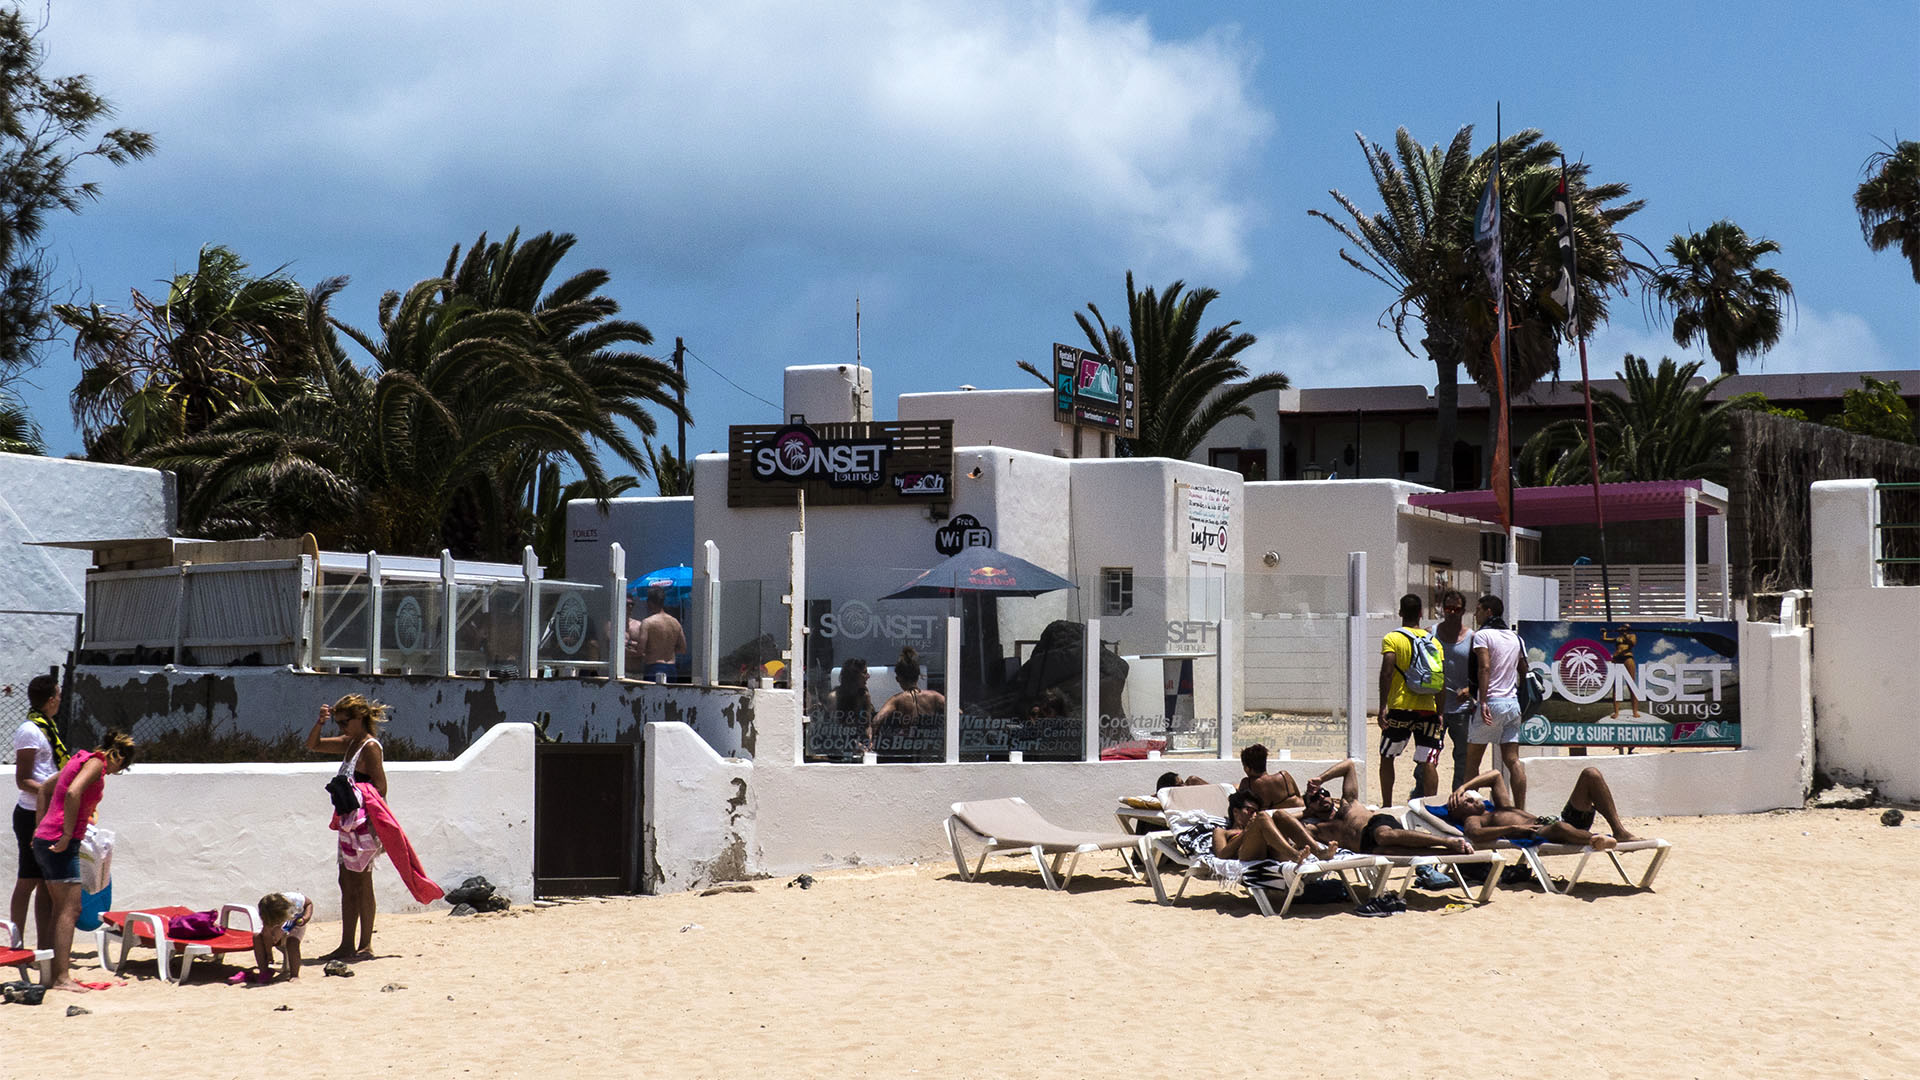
left=1208, top=447, right=1268, bottom=481
left=1401, top=450, right=1420, bottom=476
left=1101, top=567, right=1134, bottom=616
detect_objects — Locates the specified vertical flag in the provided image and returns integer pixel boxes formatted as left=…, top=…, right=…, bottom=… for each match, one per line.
left=1474, top=167, right=1512, bottom=533
left=1550, top=170, right=1578, bottom=330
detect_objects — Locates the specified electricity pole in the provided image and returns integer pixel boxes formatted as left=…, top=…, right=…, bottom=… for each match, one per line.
left=673, top=336, right=686, bottom=474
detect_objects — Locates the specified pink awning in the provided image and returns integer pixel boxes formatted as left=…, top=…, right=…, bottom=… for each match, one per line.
left=1406, top=480, right=1723, bottom=526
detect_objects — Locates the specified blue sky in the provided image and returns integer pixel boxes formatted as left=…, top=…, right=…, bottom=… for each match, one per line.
left=14, top=1, right=1918, bottom=467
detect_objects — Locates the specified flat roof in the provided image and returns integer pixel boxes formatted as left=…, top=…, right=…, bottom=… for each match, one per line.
left=1407, top=479, right=1728, bottom=526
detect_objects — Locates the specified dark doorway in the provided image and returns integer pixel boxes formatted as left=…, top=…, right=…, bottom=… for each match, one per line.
left=1451, top=441, right=1482, bottom=492
left=535, top=742, right=642, bottom=896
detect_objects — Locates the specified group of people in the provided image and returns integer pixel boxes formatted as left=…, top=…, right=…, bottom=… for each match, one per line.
left=1378, top=589, right=1535, bottom=809
left=10, top=680, right=432, bottom=991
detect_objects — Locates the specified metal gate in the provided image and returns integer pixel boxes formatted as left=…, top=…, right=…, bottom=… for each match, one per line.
left=533, top=742, right=643, bottom=896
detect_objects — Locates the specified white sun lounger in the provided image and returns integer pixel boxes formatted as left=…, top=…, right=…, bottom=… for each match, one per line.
left=1279, top=804, right=1509, bottom=905
left=1141, top=785, right=1387, bottom=917
left=945, top=797, right=1141, bottom=890
left=1405, top=796, right=1673, bottom=896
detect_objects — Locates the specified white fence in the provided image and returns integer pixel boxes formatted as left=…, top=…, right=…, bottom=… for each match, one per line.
left=1530, top=563, right=1729, bottom=619
left=85, top=558, right=308, bottom=665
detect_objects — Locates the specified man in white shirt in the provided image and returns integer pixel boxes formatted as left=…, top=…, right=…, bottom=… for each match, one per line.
left=1467, top=595, right=1530, bottom=809
left=12, top=674, right=65, bottom=947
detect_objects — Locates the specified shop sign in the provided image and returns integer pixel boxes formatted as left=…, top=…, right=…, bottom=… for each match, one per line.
left=1186, top=483, right=1231, bottom=553
left=1516, top=620, right=1740, bottom=747
left=934, top=513, right=993, bottom=556
left=1052, top=342, right=1138, bottom=434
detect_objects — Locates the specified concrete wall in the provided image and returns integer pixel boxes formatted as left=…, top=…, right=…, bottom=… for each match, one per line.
left=564, top=496, right=695, bottom=585
left=98, top=722, right=533, bottom=918
left=786, top=364, right=874, bottom=423
left=0, top=453, right=175, bottom=680
left=69, top=666, right=762, bottom=761
left=1810, top=480, right=1919, bottom=800
left=897, top=388, right=1072, bottom=457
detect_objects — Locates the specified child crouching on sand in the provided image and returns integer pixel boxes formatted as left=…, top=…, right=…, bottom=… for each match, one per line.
left=252, top=891, right=314, bottom=981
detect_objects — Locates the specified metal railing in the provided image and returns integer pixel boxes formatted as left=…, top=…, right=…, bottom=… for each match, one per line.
left=1876, top=481, right=1920, bottom=586
left=1528, top=563, right=1730, bottom=619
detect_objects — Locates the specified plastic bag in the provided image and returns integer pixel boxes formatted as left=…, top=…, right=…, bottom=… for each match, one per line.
left=77, top=825, right=114, bottom=894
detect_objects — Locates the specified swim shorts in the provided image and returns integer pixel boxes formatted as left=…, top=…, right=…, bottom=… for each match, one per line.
left=1380, top=710, right=1442, bottom=763
left=30, top=836, right=79, bottom=883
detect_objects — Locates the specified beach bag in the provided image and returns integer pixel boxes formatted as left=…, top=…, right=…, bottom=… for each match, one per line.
left=78, top=882, right=111, bottom=934
left=1394, top=629, right=1447, bottom=696
left=166, top=910, right=223, bottom=940
left=77, top=825, right=114, bottom=894
left=1518, top=665, right=1549, bottom=717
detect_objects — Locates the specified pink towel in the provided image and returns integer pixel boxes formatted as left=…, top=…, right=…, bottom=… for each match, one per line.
left=329, top=784, right=445, bottom=905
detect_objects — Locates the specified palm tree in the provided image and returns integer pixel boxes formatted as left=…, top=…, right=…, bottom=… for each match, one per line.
left=1517, top=354, right=1750, bottom=484
left=0, top=391, right=42, bottom=454
left=58, top=245, right=307, bottom=462
left=438, top=230, right=687, bottom=558
left=1021, top=272, right=1286, bottom=460
left=529, top=463, right=641, bottom=575
left=645, top=439, right=694, bottom=496
left=1312, top=127, right=1643, bottom=489
left=1855, top=138, right=1920, bottom=283
left=1651, top=221, right=1794, bottom=375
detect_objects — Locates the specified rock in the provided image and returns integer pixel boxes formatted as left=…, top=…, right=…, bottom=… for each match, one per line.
left=449, top=903, right=477, bottom=917
left=381, top=983, right=406, bottom=993
left=66, top=1005, right=90, bottom=1016
left=700, top=884, right=756, bottom=897
left=787, top=874, right=815, bottom=890
left=1882, top=808, right=1906, bottom=827
left=1809, top=784, right=1877, bottom=810
left=477, top=894, right=511, bottom=912
left=322, top=960, right=355, bottom=978
left=275, top=1005, right=292, bottom=1012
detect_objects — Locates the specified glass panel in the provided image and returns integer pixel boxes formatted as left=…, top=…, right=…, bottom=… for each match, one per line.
left=713, top=579, right=787, bottom=688
left=803, top=567, right=950, bottom=763
left=452, top=579, right=529, bottom=677
left=378, top=576, right=444, bottom=675
left=536, top=579, right=609, bottom=675
left=315, top=569, right=371, bottom=671
left=1234, top=570, right=1352, bottom=763
left=1090, top=573, right=1220, bottom=762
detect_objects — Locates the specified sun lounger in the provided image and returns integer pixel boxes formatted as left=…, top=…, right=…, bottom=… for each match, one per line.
left=945, top=797, right=1142, bottom=890
left=1142, top=785, right=1388, bottom=917
left=1405, top=797, right=1673, bottom=896
left=97, top=905, right=260, bottom=984
left=1322, top=806, right=1508, bottom=905
left=2, top=918, right=51, bottom=984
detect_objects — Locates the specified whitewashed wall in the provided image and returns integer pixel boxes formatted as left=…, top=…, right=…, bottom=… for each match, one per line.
left=0, top=453, right=174, bottom=680
left=98, top=723, right=534, bottom=918
left=1810, top=480, right=1918, bottom=800
left=563, top=496, right=695, bottom=585
left=897, top=388, right=1070, bottom=456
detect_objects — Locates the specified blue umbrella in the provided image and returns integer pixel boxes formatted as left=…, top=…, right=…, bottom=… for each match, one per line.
left=630, top=564, right=693, bottom=608
left=881, top=547, right=1076, bottom=600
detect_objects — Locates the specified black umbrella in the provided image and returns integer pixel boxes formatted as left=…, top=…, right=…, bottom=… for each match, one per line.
left=881, top=547, right=1077, bottom=600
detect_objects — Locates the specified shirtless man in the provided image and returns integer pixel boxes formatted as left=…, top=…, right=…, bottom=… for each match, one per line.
left=626, top=584, right=687, bottom=684
left=1442, top=767, right=1640, bottom=849
left=1236, top=744, right=1304, bottom=810
left=1293, top=759, right=1471, bottom=856
left=1213, top=792, right=1340, bottom=863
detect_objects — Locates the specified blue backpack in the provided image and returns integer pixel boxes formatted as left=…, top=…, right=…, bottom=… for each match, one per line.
left=1394, top=628, right=1447, bottom=697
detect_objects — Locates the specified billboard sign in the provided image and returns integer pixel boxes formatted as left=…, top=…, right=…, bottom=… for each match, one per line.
left=1052, top=342, right=1138, bottom=434
left=1515, top=620, right=1740, bottom=747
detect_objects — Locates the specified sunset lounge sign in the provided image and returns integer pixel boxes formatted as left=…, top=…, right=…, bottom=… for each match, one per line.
left=727, top=419, right=954, bottom=508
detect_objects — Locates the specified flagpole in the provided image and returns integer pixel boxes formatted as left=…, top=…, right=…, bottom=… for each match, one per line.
left=1558, top=155, right=1615, bottom=621
left=1495, top=104, right=1514, bottom=567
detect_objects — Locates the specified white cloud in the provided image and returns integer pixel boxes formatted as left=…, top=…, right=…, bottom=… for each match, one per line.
left=1581, top=305, right=1896, bottom=377
left=46, top=0, right=1271, bottom=276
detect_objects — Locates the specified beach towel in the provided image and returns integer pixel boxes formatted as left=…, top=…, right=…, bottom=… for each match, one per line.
left=330, top=783, right=444, bottom=904
left=166, top=910, right=224, bottom=940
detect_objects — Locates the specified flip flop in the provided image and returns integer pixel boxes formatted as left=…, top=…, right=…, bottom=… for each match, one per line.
left=75, top=981, right=117, bottom=991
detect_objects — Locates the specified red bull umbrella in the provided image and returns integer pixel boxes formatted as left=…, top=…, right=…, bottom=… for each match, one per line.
left=881, top=547, right=1076, bottom=599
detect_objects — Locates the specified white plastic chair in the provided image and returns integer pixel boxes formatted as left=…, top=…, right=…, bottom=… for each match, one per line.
left=97, top=903, right=260, bottom=983
left=2, top=917, right=52, bottom=984
left=1406, top=797, right=1672, bottom=896
left=945, top=797, right=1141, bottom=890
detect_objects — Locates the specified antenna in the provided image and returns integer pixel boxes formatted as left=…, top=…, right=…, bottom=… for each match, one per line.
left=854, top=295, right=867, bottom=419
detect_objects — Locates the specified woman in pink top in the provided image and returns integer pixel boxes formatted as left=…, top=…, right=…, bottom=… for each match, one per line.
left=32, top=729, right=136, bottom=993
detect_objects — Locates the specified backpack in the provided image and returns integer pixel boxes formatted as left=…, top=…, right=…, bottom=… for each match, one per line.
left=1519, top=664, right=1550, bottom=717
left=1394, top=628, right=1447, bottom=697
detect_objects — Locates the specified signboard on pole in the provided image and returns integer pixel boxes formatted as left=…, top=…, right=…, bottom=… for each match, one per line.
left=1051, top=342, right=1138, bottom=435
left=1515, top=620, right=1740, bottom=747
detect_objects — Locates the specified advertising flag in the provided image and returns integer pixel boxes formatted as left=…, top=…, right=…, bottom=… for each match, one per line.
left=1550, top=171, right=1578, bottom=327
left=1473, top=172, right=1503, bottom=297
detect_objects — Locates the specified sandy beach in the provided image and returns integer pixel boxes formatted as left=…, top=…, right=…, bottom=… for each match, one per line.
left=6, top=807, right=1917, bottom=1079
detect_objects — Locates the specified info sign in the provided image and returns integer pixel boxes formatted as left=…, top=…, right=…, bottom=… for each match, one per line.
left=1514, top=620, right=1741, bottom=747
left=1051, top=342, right=1138, bottom=435
left=1186, top=483, right=1230, bottom=554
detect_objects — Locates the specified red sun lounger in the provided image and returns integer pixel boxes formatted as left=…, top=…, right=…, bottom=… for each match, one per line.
left=98, top=905, right=260, bottom=984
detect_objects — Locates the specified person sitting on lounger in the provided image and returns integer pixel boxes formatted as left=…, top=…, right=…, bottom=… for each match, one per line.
left=1213, top=792, right=1341, bottom=863
left=1297, top=759, right=1471, bottom=856
left=1236, top=744, right=1304, bottom=810
left=1156, top=771, right=1211, bottom=791
left=1441, top=766, right=1641, bottom=849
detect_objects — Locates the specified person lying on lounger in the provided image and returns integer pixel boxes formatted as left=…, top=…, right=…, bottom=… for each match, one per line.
left=1156, top=771, right=1212, bottom=791
left=1236, top=744, right=1304, bottom=810
left=1441, top=767, right=1641, bottom=849
left=1297, top=759, right=1471, bottom=856
left=1213, top=792, right=1342, bottom=863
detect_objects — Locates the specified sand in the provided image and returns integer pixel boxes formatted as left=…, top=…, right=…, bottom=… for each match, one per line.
left=6, top=808, right=1918, bottom=1079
